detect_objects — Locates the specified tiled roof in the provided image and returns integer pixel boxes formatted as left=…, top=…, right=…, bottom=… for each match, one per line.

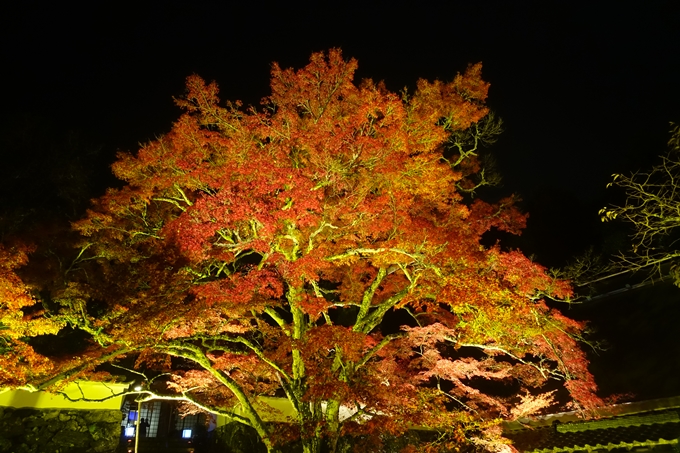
left=504, top=397, right=680, bottom=453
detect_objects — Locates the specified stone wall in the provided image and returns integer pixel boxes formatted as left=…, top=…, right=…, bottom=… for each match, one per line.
left=0, top=406, right=121, bottom=453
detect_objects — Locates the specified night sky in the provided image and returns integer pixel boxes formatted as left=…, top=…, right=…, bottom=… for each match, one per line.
left=3, top=1, right=680, bottom=400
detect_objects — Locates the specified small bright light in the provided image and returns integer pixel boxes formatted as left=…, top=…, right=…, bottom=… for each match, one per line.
left=133, top=385, right=142, bottom=391
left=124, top=427, right=135, bottom=437
left=182, top=429, right=192, bottom=439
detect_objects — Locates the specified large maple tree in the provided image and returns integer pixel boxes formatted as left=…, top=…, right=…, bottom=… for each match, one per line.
left=2, top=50, right=601, bottom=453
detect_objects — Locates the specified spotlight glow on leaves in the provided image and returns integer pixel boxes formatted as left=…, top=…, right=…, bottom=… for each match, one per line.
left=2, top=50, right=601, bottom=453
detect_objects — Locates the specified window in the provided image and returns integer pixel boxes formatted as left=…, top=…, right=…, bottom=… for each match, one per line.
left=120, top=399, right=161, bottom=438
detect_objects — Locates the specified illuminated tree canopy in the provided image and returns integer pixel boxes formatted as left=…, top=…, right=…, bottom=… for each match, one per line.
left=1, top=50, right=601, bottom=453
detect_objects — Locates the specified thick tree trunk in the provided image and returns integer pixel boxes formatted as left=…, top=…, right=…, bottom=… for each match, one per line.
left=265, top=443, right=281, bottom=453
left=301, top=436, right=323, bottom=453
left=325, top=399, right=342, bottom=453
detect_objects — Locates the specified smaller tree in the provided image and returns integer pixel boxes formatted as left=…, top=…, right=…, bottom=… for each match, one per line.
left=600, top=123, right=680, bottom=283
left=0, top=243, right=63, bottom=388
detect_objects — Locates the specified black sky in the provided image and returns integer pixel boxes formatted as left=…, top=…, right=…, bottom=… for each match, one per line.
left=3, top=0, right=680, bottom=401
left=4, top=1, right=679, bottom=266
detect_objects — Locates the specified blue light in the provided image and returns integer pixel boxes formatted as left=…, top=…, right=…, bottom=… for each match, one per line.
left=182, top=429, right=192, bottom=439
left=124, top=427, right=135, bottom=437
